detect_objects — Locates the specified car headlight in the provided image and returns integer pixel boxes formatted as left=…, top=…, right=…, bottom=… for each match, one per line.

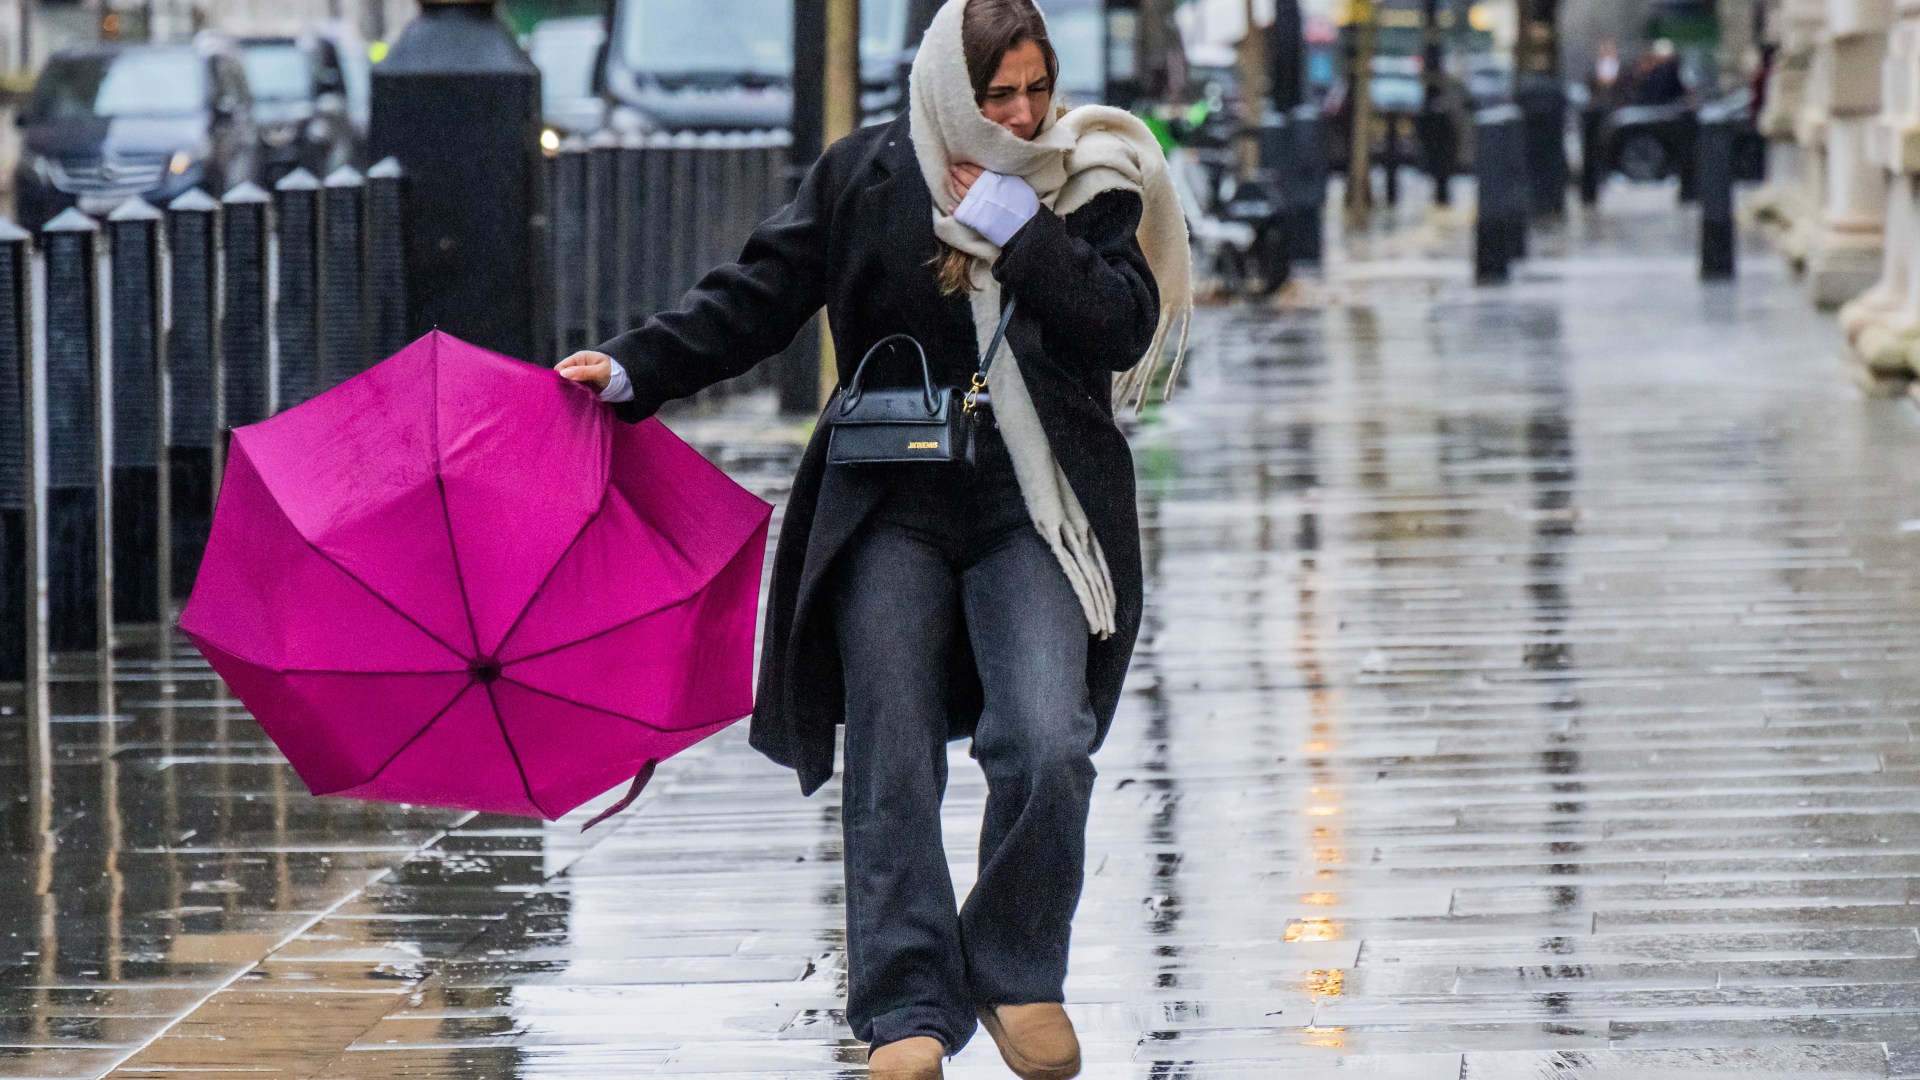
left=305, top=118, right=329, bottom=143
left=262, top=124, right=298, bottom=149
left=168, top=150, right=196, bottom=176
left=540, top=127, right=562, bottom=155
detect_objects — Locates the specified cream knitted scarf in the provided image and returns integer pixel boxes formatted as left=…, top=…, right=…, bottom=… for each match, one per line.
left=907, top=0, right=1191, bottom=638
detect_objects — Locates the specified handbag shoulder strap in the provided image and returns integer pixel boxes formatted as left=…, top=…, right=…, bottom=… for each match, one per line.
left=979, top=299, right=1015, bottom=378
left=966, top=300, right=1016, bottom=414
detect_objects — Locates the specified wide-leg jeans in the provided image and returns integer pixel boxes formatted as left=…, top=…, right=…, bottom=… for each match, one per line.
left=829, top=425, right=1100, bottom=1054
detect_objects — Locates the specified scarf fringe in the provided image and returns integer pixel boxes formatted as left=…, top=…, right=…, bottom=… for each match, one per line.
left=1041, top=518, right=1116, bottom=639
left=1114, top=302, right=1194, bottom=415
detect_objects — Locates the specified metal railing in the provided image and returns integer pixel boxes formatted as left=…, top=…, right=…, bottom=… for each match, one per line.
left=545, top=130, right=792, bottom=404
left=0, top=161, right=410, bottom=678
left=0, top=129, right=795, bottom=674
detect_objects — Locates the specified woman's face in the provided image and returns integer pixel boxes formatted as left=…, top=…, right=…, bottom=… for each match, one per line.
left=979, top=39, right=1052, bottom=141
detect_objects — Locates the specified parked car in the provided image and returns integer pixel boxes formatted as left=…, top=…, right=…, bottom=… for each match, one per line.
left=528, top=16, right=609, bottom=140
left=239, top=35, right=360, bottom=183
left=15, top=38, right=258, bottom=230
left=1601, top=87, right=1763, bottom=183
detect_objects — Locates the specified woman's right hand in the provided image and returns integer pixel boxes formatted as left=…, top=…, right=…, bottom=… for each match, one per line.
left=555, top=351, right=614, bottom=393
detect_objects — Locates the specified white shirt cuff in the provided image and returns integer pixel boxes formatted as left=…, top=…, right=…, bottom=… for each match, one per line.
left=954, top=169, right=1039, bottom=248
left=599, top=357, right=635, bottom=403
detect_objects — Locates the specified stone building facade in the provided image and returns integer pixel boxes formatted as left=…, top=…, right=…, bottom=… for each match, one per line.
left=1751, top=0, right=1920, bottom=391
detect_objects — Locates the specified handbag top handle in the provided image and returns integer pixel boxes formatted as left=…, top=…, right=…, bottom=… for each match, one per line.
left=839, top=302, right=1018, bottom=417
left=841, top=333, right=938, bottom=415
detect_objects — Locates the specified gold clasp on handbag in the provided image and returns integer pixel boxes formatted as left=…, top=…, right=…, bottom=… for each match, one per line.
left=964, top=372, right=988, bottom=413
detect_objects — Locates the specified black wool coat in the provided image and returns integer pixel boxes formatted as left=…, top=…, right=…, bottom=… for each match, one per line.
left=593, top=113, right=1161, bottom=796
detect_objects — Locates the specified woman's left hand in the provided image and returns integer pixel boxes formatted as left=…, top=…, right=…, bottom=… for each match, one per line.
left=555, top=351, right=614, bottom=393
left=947, top=162, right=986, bottom=212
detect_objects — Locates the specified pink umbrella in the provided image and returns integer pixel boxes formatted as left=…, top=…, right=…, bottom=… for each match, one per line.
left=181, top=330, right=771, bottom=823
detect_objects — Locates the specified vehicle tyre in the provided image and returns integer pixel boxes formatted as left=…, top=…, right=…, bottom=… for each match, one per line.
left=1215, top=245, right=1248, bottom=297
left=1615, top=131, right=1669, bottom=183
left=1253, top=219, right=1290, bottom=297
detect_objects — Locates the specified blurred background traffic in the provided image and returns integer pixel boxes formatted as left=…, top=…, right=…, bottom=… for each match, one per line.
left=0, top=1, right=1766, bottom=234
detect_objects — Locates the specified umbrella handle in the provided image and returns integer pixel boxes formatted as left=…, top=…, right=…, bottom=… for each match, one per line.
left=580, top=759, right=660, bottom=832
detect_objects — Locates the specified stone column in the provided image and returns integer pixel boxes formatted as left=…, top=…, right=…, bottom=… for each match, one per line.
left=1771, top=0, right=1829, bottom=266
left=1838, top=0, right=1920, bottom=386
left=1805, top=0, right=1892, bottom=308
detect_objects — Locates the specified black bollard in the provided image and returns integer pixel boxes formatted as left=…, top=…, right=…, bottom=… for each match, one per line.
left=370, top=0, right=544, bottom=362
left=367, top=158, right=410, bottom=362
left=1382, top=114, right=1403, bottom=208
left=165, top=189, right=222, bottom=604
left=1475, top=106, right=1527, bottom=284
left=322, top=166, right=369, bottom=387
left=0, top=223, right=32, bottom=681
left=1285, top=104, right=1327, bottom=264
left=40, top=210, right=108, bottom=653
left=1698, top=114, right=1736, bottom=280
left=274, top=168, right=324, bottom=411
left=1515, top=73, right=1568, bottom=218
left=107, top=199, right=165, bottom=625
left=1415, top=108, right=1456, bottom=208
left=222, top=183, right=272, bottom=428
left=1257, top=111, right=1290, bottom=172
left=1578, top=104, right=1606, bottom=206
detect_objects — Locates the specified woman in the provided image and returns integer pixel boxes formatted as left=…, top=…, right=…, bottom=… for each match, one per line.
left=555, top=1, right=1187, bottom=1076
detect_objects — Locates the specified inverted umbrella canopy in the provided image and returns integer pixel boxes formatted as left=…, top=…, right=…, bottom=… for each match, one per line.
left=181, top=331, right=771, bottom=820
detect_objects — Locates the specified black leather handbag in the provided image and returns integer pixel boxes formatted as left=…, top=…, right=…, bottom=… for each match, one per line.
left=826, top=302, right=1014, bottom=467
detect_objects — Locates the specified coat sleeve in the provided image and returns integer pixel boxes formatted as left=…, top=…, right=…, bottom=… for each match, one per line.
left=989, top=188, right=1161, bottom=373
left=591, top=149, right=837, bottom=423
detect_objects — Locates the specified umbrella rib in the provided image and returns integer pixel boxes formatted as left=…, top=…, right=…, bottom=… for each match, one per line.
left=339, top=678, right=476, bottom=794
left=499, top=580, right=703, bottom=667
left=487, top=495, right=609, bottom=658
left=182, top=627, right=467, bottom=677
left=284, top=533, right=469, bottom=662
left=435, top=475, right=485, bottom=657
left=499, top=674, right=739, bottom=734
left=482, top=679, right=553, bottom=818
left=428, top=332, right=481, bottom=658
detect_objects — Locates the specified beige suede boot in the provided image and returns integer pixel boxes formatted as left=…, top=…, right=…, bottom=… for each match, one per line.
left=978, top=1003, right=1081, bottom=1080
left=867, top=1035, right=945, bottom=1079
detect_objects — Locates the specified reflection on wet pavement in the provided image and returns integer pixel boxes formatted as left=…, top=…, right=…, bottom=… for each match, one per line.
left=9, top=186, right=1920, bottom=1077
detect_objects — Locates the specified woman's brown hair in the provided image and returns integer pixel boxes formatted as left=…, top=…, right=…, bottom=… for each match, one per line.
left=932, top=0, right=1059, bottom=295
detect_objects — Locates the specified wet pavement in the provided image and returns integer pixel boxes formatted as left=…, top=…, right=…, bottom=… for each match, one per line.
left=9, top=184, right=1920, bottom=1077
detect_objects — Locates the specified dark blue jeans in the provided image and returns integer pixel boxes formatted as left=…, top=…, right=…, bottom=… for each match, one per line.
left=829, top=426, right=1099, bottom=1054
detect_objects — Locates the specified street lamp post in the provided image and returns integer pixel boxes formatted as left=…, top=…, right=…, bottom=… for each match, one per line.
left=1346, top=0, right=1377, bottom=215
left=781, top=0, right=859, bottom=413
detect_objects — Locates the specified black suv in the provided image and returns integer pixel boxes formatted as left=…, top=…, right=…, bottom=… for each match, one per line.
left=15, top=38, right=259, bottom=230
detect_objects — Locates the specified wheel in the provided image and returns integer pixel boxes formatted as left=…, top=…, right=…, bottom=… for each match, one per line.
left=1252, top=219, right=1290, bottom=297
left=1615, top=131, right=1669, bottom=183
left=1214, top=245, right=1248, bottom=296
